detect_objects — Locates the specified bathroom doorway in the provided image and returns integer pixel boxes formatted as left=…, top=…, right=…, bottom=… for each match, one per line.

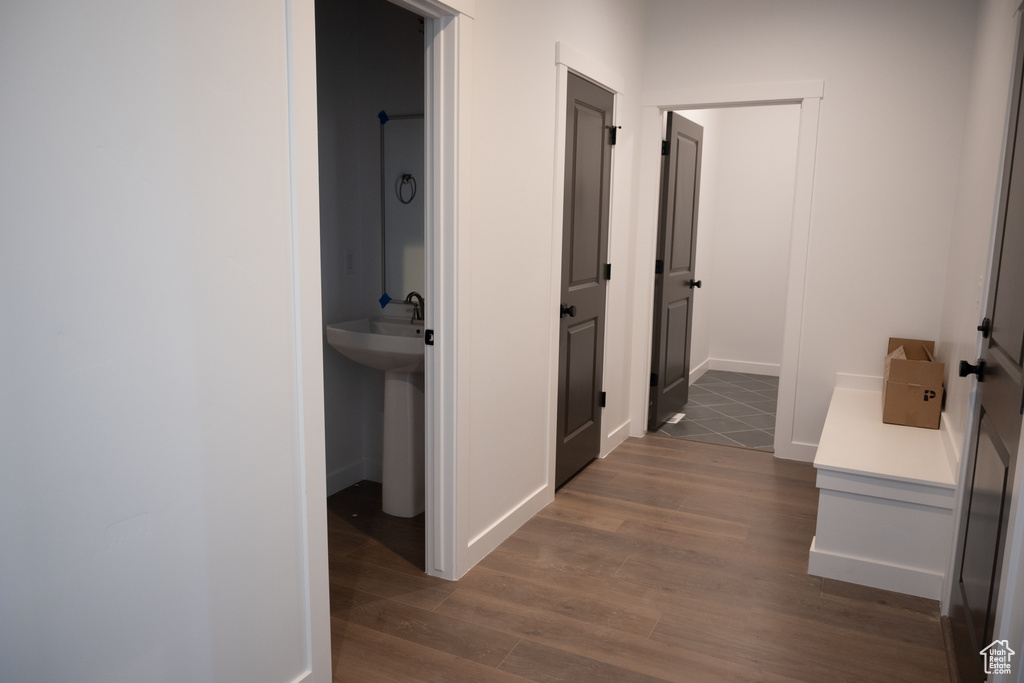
left=315, top=0, right=428, bottom=571
left=653, top=104, right=800, bottom=453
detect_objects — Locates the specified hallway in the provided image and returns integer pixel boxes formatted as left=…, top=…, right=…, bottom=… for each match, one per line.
left=327, top=435, right=949, bottom=681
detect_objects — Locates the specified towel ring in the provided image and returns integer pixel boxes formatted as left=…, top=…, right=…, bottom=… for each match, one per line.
left=397, top=174, right=417, bottom=204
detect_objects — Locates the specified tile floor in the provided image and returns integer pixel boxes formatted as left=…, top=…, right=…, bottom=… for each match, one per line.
left=657, top=369, right=778, bottom=452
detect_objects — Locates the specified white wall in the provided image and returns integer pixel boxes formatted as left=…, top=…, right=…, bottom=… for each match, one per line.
left=643, top=0, right=976, bottom=448
left=0, top=1, right=311, bottom=681
left=457, top=0, right=649, bottom=568
left=685, top=105, right=800, bottom=377
left=317, top=0, right=423, bottom=494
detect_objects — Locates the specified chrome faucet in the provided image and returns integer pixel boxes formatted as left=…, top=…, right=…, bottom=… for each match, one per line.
left=404, top=291, right=424, bottom=323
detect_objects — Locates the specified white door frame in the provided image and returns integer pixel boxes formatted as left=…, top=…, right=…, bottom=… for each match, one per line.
left=287, top=0, right=473, bottom=678
left=630, top=82, right=823, bottom=462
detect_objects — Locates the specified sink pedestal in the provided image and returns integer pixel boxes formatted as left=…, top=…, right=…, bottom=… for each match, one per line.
left=382, top=371, right=424, bottom=518
left=325, top=316, right=425, bottom=518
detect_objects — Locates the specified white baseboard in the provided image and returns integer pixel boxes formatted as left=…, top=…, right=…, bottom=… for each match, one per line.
left=775, top=439, right=817, bottom=462
left=463, top=483, right=552, bottom=575
left=325, top=461, right=363, bottom=497
left=939, top=413, right=961, bottom=483
left=689, top=358, right=710, bottom=384
left=708, top=358, right=781, bottom=377
left=808, top=536, right=943, bottom=600
left=603, top=419, right=631, bottom=457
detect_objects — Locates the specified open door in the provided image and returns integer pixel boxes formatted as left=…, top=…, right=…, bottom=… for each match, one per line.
left=554, top=73, right=614, bottom=488
left=948, top=17, right=1024, bottom=681
left=649, top=112, right=703, bottom=431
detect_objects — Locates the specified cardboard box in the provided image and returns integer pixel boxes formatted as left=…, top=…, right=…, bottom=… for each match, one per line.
left=882, top=338, right=944, bottom=429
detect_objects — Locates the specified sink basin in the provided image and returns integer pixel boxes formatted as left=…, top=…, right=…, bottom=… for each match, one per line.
left=325, top=315, right=426, bottom=518
left=326, top=316, right=425, bottom=373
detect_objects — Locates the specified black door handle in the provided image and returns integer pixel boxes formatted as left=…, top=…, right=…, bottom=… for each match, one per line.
left=959, top=359, right=986, bottom=382
left=688, top=279, right=702, bottom=289
left=560, top=304, right=577, bottom=318
left=978, top=317, right=991, bottom=339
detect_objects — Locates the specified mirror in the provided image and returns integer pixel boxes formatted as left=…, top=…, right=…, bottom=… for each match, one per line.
left=380, top=114, right=424, bottom=301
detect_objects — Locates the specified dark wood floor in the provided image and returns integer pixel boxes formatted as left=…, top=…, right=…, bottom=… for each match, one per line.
left=328, top=434, right=950, bottom=682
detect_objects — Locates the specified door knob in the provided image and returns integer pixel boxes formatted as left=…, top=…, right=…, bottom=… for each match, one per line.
left=688, top=279, right=702, bottom=289
left=560, top=304, right=577, bottom=318
left=959, top=359, right=986, bottom=382
left=978, top=317, right=991, bottom=339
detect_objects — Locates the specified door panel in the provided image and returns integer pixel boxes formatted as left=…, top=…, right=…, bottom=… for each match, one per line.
left=991, top=73, right=1024, bottom=363
left=664, top=300, right=690, bottom=388
left=565, top=319, right=598, bottom=437
left=949, top=16, right=1024, bottom=681
left=555, top=73, right=613, bottom=489
left=649, top=113, right=703, bottom=431
left=569, top=106, right=604, bottom=285
left=668, top=136, right=698, bottom=271
left=958, top=417, right=1010, bottom=655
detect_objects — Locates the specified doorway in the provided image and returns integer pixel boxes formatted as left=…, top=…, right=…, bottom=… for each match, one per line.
left=652, top=104, right=800, bottom=453
left=631, top=83, right=823, bottom=463
left=316, top=0, right=427, bottom=567
left=290, top=0, right=466, bottom=673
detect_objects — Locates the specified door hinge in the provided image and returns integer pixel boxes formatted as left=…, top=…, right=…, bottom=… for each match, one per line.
left=655, top=259, right=664, bottom=275
left=424, top=329, right=434, bottom=346
left=662, top=140, right=670, bottom=156
left=605, top=263, right=612, bottom=281
left=650, top=373, right=658, bottom=387
left=609, top=125, right=621, bottom=145
left=600, top=391, right=607, bottom=408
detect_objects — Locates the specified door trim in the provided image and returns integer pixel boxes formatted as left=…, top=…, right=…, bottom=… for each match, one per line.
left=630, top=81, right=823, bottom=462
left=549, top=44, right=624, bottom=489
left=288, top=0, right=470, bottom=677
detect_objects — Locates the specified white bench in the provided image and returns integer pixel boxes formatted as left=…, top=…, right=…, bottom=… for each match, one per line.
left=808, top=382, right=957, bottom=599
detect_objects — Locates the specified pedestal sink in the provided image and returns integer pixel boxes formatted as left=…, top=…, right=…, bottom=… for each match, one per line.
left=326, top=315, right=425, bottom=518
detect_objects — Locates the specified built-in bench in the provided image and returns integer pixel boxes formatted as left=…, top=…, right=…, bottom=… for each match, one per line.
left=808, top=380, right=957, bottom=599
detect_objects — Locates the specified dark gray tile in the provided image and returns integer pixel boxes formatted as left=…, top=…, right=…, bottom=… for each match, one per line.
left=692, top=416, right=753, bottom=434
left=659, top=420, right=713, bottom=437
left=712, top=389, right=768, bottom=404
left=678, top=404, right=727, bottom=420
left=709, top=402, right=769, bottom=418
left=726, top=430, right=776, bottom=449
left=694, top=394, right=738, bottom=407
left=688, top=385, right=715, bottom=397
left=755, top=389, right=779, bottom=400
left=731, top=380, right=777, bottom=392
left=737, top=413, right=778, bottom=430
left=694, top=375, right=726, bottom=386
left=747, top=400, right=777, bottom=414
left=707, top=383, right=756, bottom=396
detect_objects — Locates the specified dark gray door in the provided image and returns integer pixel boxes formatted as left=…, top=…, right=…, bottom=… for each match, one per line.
left=649, top=113, right=703, bottom=431
left=555, top=73, right=613, bottom=488
left=949, top=22, right=1024, bottom=682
